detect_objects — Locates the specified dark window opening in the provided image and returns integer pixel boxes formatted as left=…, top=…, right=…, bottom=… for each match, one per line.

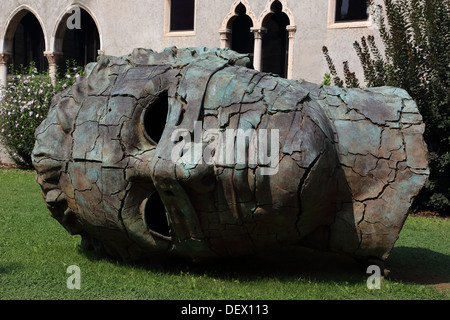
left=61, top=9, right=100, bottom=69
left=335, top=0, right=368, bottom=22
left=170, top=0, right=195, bottom=31
left=12, top=12, right=47, bottom=72
left=231, top=4, right=254, bottom=65
left=143, top=192, right=171, bottom=238
left=142, top=91, right=169, bottom=144
left=262, top=1, right=289, bottom=78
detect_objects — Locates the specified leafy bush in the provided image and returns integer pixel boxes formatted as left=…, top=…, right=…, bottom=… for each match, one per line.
left=321, top=73, right=332, bottom=86
left=322, top=47, right=360, bottom=88
left=322, top=0, right=450, bottom=215
left=0, top=61, right=84, bottom=167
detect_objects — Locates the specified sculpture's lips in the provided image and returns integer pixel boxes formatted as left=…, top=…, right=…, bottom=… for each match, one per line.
left=45, top=189, right=65, bottom=206
left=33, top=158, right=63, bottom=175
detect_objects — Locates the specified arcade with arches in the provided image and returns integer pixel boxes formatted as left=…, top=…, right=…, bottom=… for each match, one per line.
left=0, top=5, right=102, bottom=87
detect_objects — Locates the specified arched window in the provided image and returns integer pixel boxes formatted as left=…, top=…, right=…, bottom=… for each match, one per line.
left=11, top=12, right=47, bottom=72
left=59, top=8, right=100, bottom=69
left=231, top=4, right=254, bottom=63
left=221, top=0, right=295, bottom=79
left=261, top=1, right=290, bottom=78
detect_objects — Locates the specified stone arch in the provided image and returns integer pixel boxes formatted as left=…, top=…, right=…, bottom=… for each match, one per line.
left=219, top=0, right=257, bottom=50
left=1, top=5, right=48, bottom=52
left=1, top=5, right=48, bottom=72
left=221, top=0, right=257, bottom=31
left=53, top=4, right=103, bottom=53
left=257, top=0, right=296, bottom=29
left=230, top=4, right=255, bottom=59
left=52, top=3, right=102, bottom=69
left=256, top=0, right=297, bottom=79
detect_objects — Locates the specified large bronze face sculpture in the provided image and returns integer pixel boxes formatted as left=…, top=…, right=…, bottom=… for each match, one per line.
left=32, top=47, right=428, bottom=264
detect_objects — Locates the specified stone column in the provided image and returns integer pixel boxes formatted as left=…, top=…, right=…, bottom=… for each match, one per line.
left=286, top=26, right=297, bottom=80
left=251, top=28, right=266, bottom=72
left=44, top=51, right=63, bottom=86
left=219, top=29, right=232, bottom=49
left=0, top=53, right=12, bottom=89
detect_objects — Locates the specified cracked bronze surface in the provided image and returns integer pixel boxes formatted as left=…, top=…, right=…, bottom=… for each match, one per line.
left=32, top=47, right=429, bottom=263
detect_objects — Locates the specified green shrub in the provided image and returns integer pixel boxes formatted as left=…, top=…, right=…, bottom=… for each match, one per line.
left=322, top=0, right=450, bottom=215
left=321, top=73, right=332, bottom=86
left=0, top=60, right=84, bottom=168
left=321, top=47, right=360, bottom=88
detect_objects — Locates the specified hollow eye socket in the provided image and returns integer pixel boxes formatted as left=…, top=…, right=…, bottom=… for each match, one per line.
left=142, top=91, right=169, bottom=144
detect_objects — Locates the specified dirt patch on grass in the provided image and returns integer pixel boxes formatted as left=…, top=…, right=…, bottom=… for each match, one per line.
left=390, top=268, right=450, bottom=292
left=431, top=282, right=450, bottom=291
left=410, top=211, right=448, bottom=220
left=0, top=163, right=33, bottom=172
left=0, top=162, right=19, bottom=169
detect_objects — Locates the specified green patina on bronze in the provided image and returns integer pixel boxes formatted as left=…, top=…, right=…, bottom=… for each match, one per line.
left=32, top=47, right=429, bottom=265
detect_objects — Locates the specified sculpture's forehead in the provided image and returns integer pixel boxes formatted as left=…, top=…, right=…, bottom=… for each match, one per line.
left=43, top=46, right=316, bottom=171
left=110, top=65, right=174, bottom=100
left=46, top=51, right=314, bottom=170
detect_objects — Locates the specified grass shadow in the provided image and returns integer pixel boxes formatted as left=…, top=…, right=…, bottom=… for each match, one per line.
left=71, top=233, right=450, bottom=289
left=78, top=244, right=369, bottom=285
left=0, top=262, right=22, bottom=275
left=387, top=246, right=450, bottom=286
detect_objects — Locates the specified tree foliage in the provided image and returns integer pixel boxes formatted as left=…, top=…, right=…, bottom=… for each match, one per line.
left=323, top=0, right=450, bottom=214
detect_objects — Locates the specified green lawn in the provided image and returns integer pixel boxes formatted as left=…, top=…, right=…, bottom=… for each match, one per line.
left=0, top=169, right=448, bottom=300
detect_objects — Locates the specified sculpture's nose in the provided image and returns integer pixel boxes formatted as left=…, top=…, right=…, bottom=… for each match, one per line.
left=31, top=131, right=52, bottom=165
left=32, top=106, right=72, bottom=170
